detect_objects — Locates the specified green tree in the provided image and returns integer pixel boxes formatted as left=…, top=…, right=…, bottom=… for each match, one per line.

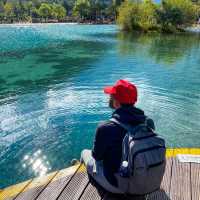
left=117, top=0, right=158, bottom=32
left=0, top=0, right=119, bottom=23
left=117, top=1, right=137, bottom=31
left=117, top=0, right=199, bottom=33
left=105, top=4, right=116, bottom=19
left=88, top=0, right=105, bottom=20
left=13, top=2, right=21, bottom=21
left=73, top=0, right=91, bottom=19
left=52, top=4, right=66, bottom=20
left=139, top=0, right=158, bottom=31
left=38, top=3, right=53, bottom=21
left=0, top=1, right=4, bottom=21
left=26, top=1, right=40, bottom=18
left=13, top=1, right=26, bottom=21
left=3, top=2, right=15, bottom=21
left=157, top=0, right=198, bottom=32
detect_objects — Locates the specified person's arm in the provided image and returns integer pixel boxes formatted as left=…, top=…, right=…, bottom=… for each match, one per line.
left=92, top=123, right=108, bottom=161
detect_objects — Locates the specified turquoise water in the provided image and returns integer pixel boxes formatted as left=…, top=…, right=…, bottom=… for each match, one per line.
left=0, top=24, right=200, bottom=188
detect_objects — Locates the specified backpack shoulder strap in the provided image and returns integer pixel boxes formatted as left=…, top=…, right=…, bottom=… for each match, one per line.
left=110, top=118, right=131, bottom=162
left=110, top=118, right=134, bottom=133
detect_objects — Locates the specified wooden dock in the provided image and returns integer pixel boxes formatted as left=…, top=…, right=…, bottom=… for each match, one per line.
left=0, top=148, right=200, bottom=200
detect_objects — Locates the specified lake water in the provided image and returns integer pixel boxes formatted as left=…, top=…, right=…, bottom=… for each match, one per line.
left=0, top=24, right=200, bottom=188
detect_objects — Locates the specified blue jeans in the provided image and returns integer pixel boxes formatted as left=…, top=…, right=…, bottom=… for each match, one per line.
left=80, top=149, right=123, bottom=194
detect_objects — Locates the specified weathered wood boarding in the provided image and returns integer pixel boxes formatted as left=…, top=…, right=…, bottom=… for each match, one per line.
left=0, top=148, right=200, bottom=200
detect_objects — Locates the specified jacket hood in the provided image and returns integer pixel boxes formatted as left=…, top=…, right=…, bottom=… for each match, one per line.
left=112, top=106, right=146, bottom=125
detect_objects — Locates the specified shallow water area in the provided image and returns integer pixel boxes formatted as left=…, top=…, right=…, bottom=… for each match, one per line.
left=0, top=24, right=200, bottom=188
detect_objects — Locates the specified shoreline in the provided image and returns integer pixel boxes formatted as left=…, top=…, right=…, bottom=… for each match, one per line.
left=0, top=19, right=115, bottom=26
left=0, top=22, right=115, bottom=26
left=1, top=22, right=199, bottom=34
left=0, top=22, right=78, bottom=26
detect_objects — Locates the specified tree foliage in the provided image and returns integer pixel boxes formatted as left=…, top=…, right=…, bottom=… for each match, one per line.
left=72, top=0, right=118, bottom=20
left=117, top=0, right=200, bottom=33
left=158, top=0, right=198, bottom=32
left=73, top=0, right=91, bottom=19
left=38, top=3, right=53, bottom=19
left=52, top=4, right=66, bottom=19
left=117, top=0, right=158, bottom=32
left=0, top=0, right=118, bottom=23
left=4, top=2, right=15, bottom=18
left=0, top=0, right=71, bottom=22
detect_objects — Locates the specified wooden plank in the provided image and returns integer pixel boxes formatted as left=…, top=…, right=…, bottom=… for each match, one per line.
left=2, top=148, right=200, bottom=200
left=161, top=158, right=173, bottom=194
left=0, top=180, right=32, bottom=200
left=191, top=163, right=200, bottom=200
left=190, top=147, right=200, bottom=200
left=148, top=158, right=173, bottom=200
left=169, top=157, right=191, bottom=200
left=79, top=181, right=104, bottom=200
left=57, top=164, right=89, bottom=200
left=36, top=164, right=80, bottom=200
left=14, top=171, right=58, bottom=200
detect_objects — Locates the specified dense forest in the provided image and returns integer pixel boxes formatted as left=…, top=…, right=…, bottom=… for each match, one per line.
left=117, top=0, right=200, bottom=33
left=0, top=0, right=119, bottom=23
left=0, top=0, right=200, bottom=32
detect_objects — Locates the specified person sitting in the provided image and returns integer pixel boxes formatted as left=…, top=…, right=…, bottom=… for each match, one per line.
left=80, top=79, right=165, bottom=194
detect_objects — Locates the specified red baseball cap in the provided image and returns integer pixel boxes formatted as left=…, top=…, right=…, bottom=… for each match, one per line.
left=104, top=79, right=138, bottom=104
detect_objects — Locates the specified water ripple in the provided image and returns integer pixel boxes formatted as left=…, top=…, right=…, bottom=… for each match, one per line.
left=0, top=25, right=200, bottom=188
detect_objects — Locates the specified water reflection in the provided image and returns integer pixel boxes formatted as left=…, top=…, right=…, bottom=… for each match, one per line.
left=118, top=32, right=200, bottom=65
left=23, top=149, right=51, bottom=177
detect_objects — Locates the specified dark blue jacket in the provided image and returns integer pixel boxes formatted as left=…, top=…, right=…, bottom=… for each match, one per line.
left=92, top=106, right=155, bottom=187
